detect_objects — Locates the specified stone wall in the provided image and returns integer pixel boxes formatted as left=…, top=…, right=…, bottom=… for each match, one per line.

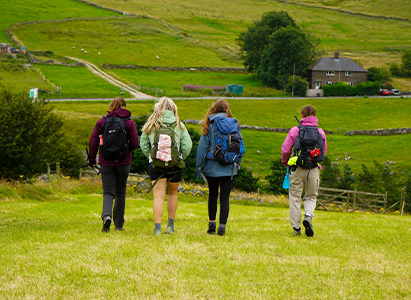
left=345, top=128, right=411, bottom=136
left=104, top=65, right=247, bottom=73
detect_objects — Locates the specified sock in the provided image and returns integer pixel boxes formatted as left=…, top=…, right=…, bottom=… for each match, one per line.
left=209, top=221, right=216, bottom=227
left=293, top=227, right=301, bottom=232
left=168, top=218, right=174, bottom=229
left=219, top=223, right=226, bottom=229
left=155, top=223, right=161, bottom=231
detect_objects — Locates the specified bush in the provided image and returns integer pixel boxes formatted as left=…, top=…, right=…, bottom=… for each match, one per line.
left=233, top=167, right=260, bottom=193
left=263, top=156, right=288, bottom=195
left=286, top=75, right=308, bottom=97
left=381, top=82, right=393, bottom=90
left=322, top=82, right=354, bottom=97
left=367, top=67, right=391, bottom=83
left=354, top=81, right=381, bottom=96
left=0, top=88, right=83, bottom=180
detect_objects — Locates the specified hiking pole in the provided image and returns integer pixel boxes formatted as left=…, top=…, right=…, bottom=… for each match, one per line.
left=294, top=116, right=301, bottom=125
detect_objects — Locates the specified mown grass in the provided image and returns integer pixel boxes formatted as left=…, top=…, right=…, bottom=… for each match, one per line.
left=0, top=179, right=410, bottom=299
left=35, top=64, right=132, bottom=98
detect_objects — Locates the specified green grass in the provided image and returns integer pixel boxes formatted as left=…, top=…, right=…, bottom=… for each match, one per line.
left=109, top=69, right=282, bottom=97
left=0, top=0, right=118, bottom=43
left=1, top=179, right=410, bottom=299
left=35, top=64, right=132, bottom=98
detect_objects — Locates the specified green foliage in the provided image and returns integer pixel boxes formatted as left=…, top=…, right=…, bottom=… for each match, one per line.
left=338, top=163, right=355, bottom=190
left=238, top=11, right=297, bottom=72
left=181, top=127, right=202, bottom=184
left=286, top=75, right=308, bottom=97
left=320, top=156, right=341, bottom=189
left=233, top=167, right=260, bottom=193
left=389, top=62, right=404, bottom=77
left=381, top=82, right=393, bottom=90
left=263, top=157, right=288, bottom=195
left=0, top=89, right=83, bottom=180
left=367, top=67, right=391, bottom=83
left=405, top=173, right=411, bottom=212
left=401, top=50, right=411, bottom=75
left=322, top=81, right=380, bottom=96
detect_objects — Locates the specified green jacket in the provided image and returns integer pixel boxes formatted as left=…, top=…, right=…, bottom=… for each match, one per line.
left=140, top=110, right=192, bottom=162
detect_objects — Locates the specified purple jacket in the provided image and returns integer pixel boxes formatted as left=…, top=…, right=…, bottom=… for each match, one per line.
left=281, top=116, right=327, bottom=167
left=89, top=109, right=139, bottom=166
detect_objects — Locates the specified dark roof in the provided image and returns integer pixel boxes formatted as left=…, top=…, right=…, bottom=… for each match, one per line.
left=309, top=57, right=367, bottom=72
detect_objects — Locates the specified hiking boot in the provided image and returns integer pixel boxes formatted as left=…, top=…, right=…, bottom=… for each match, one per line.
left=217, top=227, right=226, bottom=236
left=293, top=227, right=301, bottom=236
left=165, top=225, right=175, bottom=234
left=153, top=229, right=162, bottom=236
left=207, top=223, right=216, bottom=235
left=102, top=215, right=111, bottom=232
left=115, top=227, right=124, bottom=231
left=303, top=215, right=314, bottom=237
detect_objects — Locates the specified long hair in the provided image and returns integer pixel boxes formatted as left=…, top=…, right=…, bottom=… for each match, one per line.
left=301, top=105, right=316, bottom=118
left=142, top=97, right=182, bottom=134
left=200, top=99, right=234, bottom=135
left=108, top=97, right=126, bottom=114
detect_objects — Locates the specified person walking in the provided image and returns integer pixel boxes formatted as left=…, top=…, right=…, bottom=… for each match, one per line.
left=140, top=97, right=192, bottom=236
left=89, top=97, right=139, bottom=232
left=281, top=105, right=327, bottom=237
left=196, top=99, right=243, bottom=236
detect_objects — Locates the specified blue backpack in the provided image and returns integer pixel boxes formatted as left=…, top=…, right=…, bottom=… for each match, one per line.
left=206, top=117, right=245, bottom=167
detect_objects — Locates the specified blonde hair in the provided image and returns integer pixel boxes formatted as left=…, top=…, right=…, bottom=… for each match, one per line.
left=108, top=97, right=126, bottom=114
left=200, top=99, right=234, bottom=135
left=142, top=97, right=182, bottom=134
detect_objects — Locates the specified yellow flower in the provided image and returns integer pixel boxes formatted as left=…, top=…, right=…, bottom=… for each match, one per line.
left=380, top=208, right=384, bottom=211
left=354, top=210, right=359, bottom=214
left=395, top=211, right=400, bottom=214
left=66, top=176, right=70, bottom=179
left=20, top=175, right=24, bottom=178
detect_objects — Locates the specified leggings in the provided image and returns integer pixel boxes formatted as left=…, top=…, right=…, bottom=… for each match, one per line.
left=206, top=176, right=234, bottom=225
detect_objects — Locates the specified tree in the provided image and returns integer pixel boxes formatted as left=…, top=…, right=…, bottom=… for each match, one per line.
left=237, top=11, right=298, bottom=72
left=320, top=156, right=341, bottom=188
left=367, top=67, right=391, bottom=83
left=401, top=50, right=411, bottom=75
left=338, top=163, right=355, bottom=190
left=0, top=88, right=83, bottom=180
left=264, top=156, right=288, bottom=195
left=233, top=167, right=260, bottom=193
left=286, top=75, right=309, bottom=97
left=257, top=26, right=320, bottom=89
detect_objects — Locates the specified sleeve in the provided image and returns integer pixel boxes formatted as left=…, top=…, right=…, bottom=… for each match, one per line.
left=126, top=120, right=139, bottom=151
left=139, top=132, right=151, bottom=158
left=180, top=128, right=193, bottom=160
left=281, top=127, right=298, bottom=166
left=320, top=129, right=327, bottom=156
left=88, top=120, right=102, bottom=165
left=196, top=133, right=210, bottom=177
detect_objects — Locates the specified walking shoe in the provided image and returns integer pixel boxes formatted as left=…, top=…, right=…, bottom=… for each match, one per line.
left=303, top=215, right=314, bottom=237
left=153, top=229, right=162, bottom=236
left=293, top=227, right=301, bottom=236
left=165, top=225, right=175, bottom=234
left=115, top=227, right=124, bottom=231
left=207, top=223, right=216, bottom=235
left=217, top=227, right=225, bottom=236
left=102, top=215, right=111, bottom=232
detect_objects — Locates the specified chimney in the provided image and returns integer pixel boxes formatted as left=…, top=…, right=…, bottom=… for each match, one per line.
left=334, top=51, right=339, bottom=60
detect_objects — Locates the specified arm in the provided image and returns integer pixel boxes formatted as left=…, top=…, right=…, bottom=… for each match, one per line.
left=281, top=127, right=298, bottom=166
left=180, top=128, right=193, bottom=160
left=88, top=119, right=103, bottom=164
left=126, top=120, right=139, bottom=151
left=139, top=132, right=151, bottom=158
left=196, top=134, right=209, bottom=171
left=319, top=128, right=327, bottom=156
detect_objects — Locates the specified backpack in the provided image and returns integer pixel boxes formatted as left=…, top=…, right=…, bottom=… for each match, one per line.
left=150, top=122, right=185, bottom=171
left=206, top=117, right=245, bottom=167
left=100, top=116, right=130, bottom=161
left=293, top=124, right=324, bottom=169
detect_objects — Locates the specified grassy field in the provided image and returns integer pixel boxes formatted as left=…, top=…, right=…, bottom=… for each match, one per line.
left=50, top=97, right=411, bottom=178
left=0, top=179, right=410, bottom=299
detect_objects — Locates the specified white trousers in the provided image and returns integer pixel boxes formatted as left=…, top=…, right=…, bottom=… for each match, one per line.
left=288, top=167, right=320, bottom=229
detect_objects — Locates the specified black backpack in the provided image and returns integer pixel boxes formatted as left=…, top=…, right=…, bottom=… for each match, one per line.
left=293, top=124, right=324, bottom=169
left=100, top=116, right=130, bottom=161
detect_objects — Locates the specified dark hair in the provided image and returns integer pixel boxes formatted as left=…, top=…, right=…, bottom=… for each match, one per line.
left=301, top=105, right=316, bottom=118
left=108, top=97, right=126, bottom=114
left=201, top=99, right=234, bottom=135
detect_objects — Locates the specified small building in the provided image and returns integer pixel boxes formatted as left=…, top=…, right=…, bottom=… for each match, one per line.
left=307, top=51, right=368, bottom=89
left=0, top=43, right=12, bottom=53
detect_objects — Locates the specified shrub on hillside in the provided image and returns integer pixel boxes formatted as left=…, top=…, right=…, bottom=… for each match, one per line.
left=322, top=82, right=354, bottom=97
left=286, top=75, right=308, bottom=97
left=263, top=157, right=288, bottom=195
left=0, top=88, right=83, bottom=180
left=367, top=67, right=391, bottom=83
left=233, top=167, right=260, bottom=193
left=381, top=82, right=393, bottom=90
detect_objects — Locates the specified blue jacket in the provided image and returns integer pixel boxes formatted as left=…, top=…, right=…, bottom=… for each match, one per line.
left=196, top=113, right=241, bottom=178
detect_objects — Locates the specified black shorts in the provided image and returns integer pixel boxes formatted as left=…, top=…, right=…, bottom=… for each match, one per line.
left=148, top=163, right=183, bottom=182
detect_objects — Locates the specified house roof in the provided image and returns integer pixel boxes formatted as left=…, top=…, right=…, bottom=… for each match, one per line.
left=309, top=57, right=367, bottom=72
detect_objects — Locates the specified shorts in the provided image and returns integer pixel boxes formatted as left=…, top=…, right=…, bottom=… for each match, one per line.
left=148, top=163, right=183, bottom=182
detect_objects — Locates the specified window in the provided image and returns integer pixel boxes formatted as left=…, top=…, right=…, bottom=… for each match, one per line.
left=326, top=81, right=334, bottom=85
left=326, top=71, right=335, bottom=76
left=345, top=71, right=354, bottom=76
left=347, top=82, right=353, bottom=86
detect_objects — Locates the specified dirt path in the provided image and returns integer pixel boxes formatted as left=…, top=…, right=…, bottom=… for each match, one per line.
left=66, top=56, right=154, bottom=99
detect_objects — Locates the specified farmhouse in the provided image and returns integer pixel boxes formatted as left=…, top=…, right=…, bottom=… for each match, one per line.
left=0, top=43, right=12, bottom=53
left=307, top=51, right=368, bottom=89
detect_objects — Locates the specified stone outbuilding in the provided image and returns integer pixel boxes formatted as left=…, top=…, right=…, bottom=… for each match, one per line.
left=0, top=43, right=12, bottom=53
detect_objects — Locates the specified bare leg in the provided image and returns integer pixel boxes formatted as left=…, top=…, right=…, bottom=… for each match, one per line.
left=152, top=178, right=167, bottom=224
left=167, top=181, right=180, bottom=219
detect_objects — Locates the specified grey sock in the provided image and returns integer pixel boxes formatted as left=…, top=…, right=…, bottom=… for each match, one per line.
left=155, top=223, right=161, bottom=231
left=168, top=218, right=174, bottom=228
left=209, top=221, right=216, bottom=226
left=219, top=223, right=226, bottom=229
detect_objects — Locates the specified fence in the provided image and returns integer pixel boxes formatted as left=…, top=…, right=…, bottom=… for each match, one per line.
left=317, top=187, right=406, bottom=215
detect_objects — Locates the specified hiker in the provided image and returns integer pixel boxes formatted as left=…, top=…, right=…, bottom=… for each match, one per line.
left=281, top=105, right=327, bottom=237
left=140, top=97, right=192, bottom=236
left=196, top=99, right=244, bottom=236
left=89, top=97, right=139, bottom=232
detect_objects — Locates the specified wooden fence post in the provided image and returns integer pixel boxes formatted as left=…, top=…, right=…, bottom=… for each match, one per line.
left=353, top=189, right=357, bottom=211
left=56, top=162, right=60, bottom=177
left=346, top=192, right=350, bottom=213
left=47, top=162, right=51, bottom=180
left=384, top=191, right=388, bottom=212
left=400, top=188, right=405, bottom=216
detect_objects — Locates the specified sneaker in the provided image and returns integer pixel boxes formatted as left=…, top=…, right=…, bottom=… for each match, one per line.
left=293, top=228, right=301, bottom=236
left=153, top=229, right=162, bottom=236
left=207, top=223, right=216, bottom=235
left=165, top=225, right=175, bottom=234
left=115, top=227, right=124, bottom=231
left=303, top=215, right=314, bottom=237
left=217, top=227, right=225, bottom=236
left=102, top=215, right=111, bottom=232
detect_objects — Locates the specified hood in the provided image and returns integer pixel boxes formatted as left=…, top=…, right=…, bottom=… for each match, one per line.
left=209, top=113, right=227, bottom=122
left=108, top=108, right=131, bottom=118
left=301, top=116, right=318, bottom=127
left=158, top=110, right=176, bottom=125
